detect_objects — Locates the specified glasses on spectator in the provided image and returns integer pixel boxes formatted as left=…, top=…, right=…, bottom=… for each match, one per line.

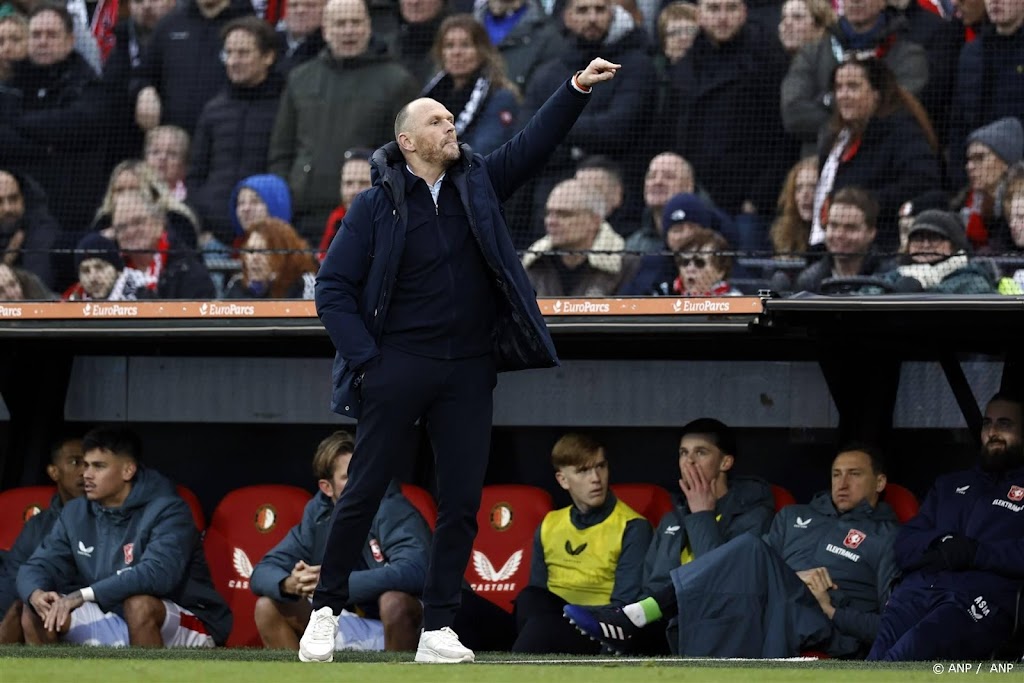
left=545, top=208, right=586, bottom=219
left=677, top=255, right=708, bottom=269
left=966, top=150, right=994, bottom=164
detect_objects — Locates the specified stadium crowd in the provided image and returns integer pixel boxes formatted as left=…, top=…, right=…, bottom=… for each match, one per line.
left=0, top=0, right=1021, bottom=301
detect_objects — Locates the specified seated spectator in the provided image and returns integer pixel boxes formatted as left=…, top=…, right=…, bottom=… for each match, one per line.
left=230, top=174, right=292, bottom=241
left=770, top=156, right=819, bottom=259
left=0, top=437, right=83, bottom=644
left=996, top=172, right=1024, bottom=292
left=0, top=169, right=58, bottom=288
left=275, top=0, right=326, bottom=76
left=657, top=2, right=699, bottom=66
left=868, top=393, right=1024, bottom=661
left=92, top=160, right=199, bottom=249
left=133, top=0, right=254, bottom=134
left=896, top=189, right=949, bottom=253
left=381, top=0, right=449, bottom=87
left=789, top=187, right=893, bottom=293
left=629, top=419, right=774, bottom=654
left=778, top=0, right=835, bottom=58
left=421, top=14, right=520, bottom=156
left=225, top=218, right=318, bottom=299
left=876, top=210, right=996, bottom=294
left=251, top=431, right=429, bottom=652
left=522, top=179, right=637, bottom=296
left=620, top=192, right=716, bottom=294
left=0, top=262, right=53, bottom=300
left=574, top=155, right=625, bottom=227
left=144, top=126, right=190, bottom=202
left=810, top=56, right=939, bottom=251
left=474, top=0, right=562, bottom=92
left=63, top=234, right=149, bottom=301
left=317, top=149, right=372, bottom=261
left=187, top=17, right=283, bottom=242
left=565, top=444, right=900, bottom=658
left=16, top=426, right=232, bottom=647
left=0, top=9, right=27, bottom=82
left=111, top=190, right=215, bottom=299
left=954, top=117, right=1023, bottom=250
left=780, top=0, right=928, bottom=157
left=624, top=152, right=695, bottom=253
left=657, top=228, right=742, bottom=296
left=512, top=433, right=652, bottom=654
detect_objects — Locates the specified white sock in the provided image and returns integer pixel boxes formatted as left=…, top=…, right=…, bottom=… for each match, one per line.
left=621, top=602, right=647, bottom=627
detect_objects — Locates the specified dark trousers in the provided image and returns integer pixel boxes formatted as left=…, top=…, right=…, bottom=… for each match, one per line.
left=867, top=584, right=1014, bottom=661
left=511, top=586, right=602, bottom=654
left=313, top=346, right=496, bottom=631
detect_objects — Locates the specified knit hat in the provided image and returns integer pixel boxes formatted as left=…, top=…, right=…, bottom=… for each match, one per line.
left=899, top=190, right=949, bottom=219
left=967, top=117, right=1024, bottom=165
left=229, top=174, right=293, bottom=235
left=75, top=233, right=124, bottom=272
left=907, top=210, right=970, bottom=253
left=662, top=193, right=712, bottom=230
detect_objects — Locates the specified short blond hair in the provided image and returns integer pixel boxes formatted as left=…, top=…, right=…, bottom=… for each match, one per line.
left=551, top=433, right=604, bottom=470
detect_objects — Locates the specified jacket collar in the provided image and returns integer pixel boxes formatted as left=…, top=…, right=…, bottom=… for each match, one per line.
left=522, top=221, right=625, bottom=272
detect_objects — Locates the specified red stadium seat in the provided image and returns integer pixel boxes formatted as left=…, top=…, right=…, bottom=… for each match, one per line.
left=465, top=484, right=553, bottom=613
left=610, top=483, right=674, bottom=526
left=175, top=485, right=206, bottom=532
left=400, top=483, right=437, bottom=531
left=771, top=484, right=798, bottom=512
left=203, top=485, right=312, bottom=647
left=883, top=483, right=920, bottom=523
left=0, top=485, right=57, bottom=551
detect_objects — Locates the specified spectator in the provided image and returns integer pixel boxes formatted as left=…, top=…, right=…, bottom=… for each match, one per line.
left=317, top=148, right=372, bottom=261
left=997, top=173, right=1024, bottom=291
left=63, top=233, right=150, bottom=301
left=92, top=160, right=199, bottom=249
left=574, top=155, right=625, bottom=225
left=896, top=189, right=949, bottom=253
left=381, top=0, right=449, bottom=86
left=0, top=437, right=83, bottom=645
left=101, top=0, right=178, bottom=169
left=868, top=393, right=1024, bottom=661
left=144, top=126, right=190, bottom=202
left=565, top=445, right=900, bottom=658
left=810, top=56, right=940, bottom=251
left=948, top=0, right=1024, bottom=187
left=620, top=192, right=715, bottom=294
left=952, top=0, right=989, bottom=41
left=877, top=209, right=996, bottom=293
left=781, top=0, right=929, bottom=157
left=624, top=152, right=695, bottom=253
left=790, top=187, right=892, bottom=293
left=111, top=189, right=215, bottom=299
left=268, top=0, right=419, bottom=239
left=522, top=0, right=655, bottom=232
left=778, top=0, right=835, bottom=56
left=225, top=218, right=318, bottom=299
left=473, top=0, right=562, bottom=91
left=522, top=178, right=637, bottom=296
left=668, top=0, right=795, bottom=253
left=275, top=0, right=326, bottom=75
left=251, top=431, right=429, bottom=651
left=133, top=0, right=254, bottom=134
left=230, top=174, right=292, bottom=239
left=630, top=418, right=774, bottom=653
left=1, top=2, right=106, bottom=236
left=656, top=227, right=742, bottom=295
left=770, top=156, right=818, bottom=259
left=0, top=169, right=58, bottom=288
left=657, top=2, right=700, bottom=64
left=953, top=117, right=1023, bottom=250
left=512, top=433, right=652, bottom=654
left=0, top=9, right=27, bottom=82
left=16, top=426, right=232, bottom=647
left=0, top=261, right=52, bottom=299
left=421, top=14, right=520, bottom=156
left=187, top=16, right=284, bottom=242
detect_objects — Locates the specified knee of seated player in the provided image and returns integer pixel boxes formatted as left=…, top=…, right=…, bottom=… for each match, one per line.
left=121, top=595, right=166, bottom=628
left=254, top=596, right=288, bottom=625
left=377, top=591, right=422, bottom=626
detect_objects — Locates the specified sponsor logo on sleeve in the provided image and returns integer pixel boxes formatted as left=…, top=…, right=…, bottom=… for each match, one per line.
left=369, top=538, right=384, bottom=563
left=955, top=485, right=970, bottom=494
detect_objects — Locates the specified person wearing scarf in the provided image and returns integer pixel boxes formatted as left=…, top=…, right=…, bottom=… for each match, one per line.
left=420, top=14, right=520, bottom=156
left=954, top=117, right=1023, bottom=250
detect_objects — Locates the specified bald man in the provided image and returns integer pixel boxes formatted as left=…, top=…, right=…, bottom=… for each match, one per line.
left=304, top=58, right=622, bottom=665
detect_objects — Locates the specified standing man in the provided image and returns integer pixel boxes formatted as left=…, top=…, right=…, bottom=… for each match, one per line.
left=306, top=57, right=622, bottom=664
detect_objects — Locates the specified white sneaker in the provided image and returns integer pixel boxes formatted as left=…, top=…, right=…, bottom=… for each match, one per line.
left=415, top=626, right=475, bottom=663
left=298, top=606, right=339, bottom=662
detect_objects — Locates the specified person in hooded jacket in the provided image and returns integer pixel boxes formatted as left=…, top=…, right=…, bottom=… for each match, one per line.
left=16, top=426, right=232, bottom=647
left=565, top=445, right=901, bottom=658
left=868, top=392, right=1024, bottom=660
left=187, top=16, right=284, bottom=242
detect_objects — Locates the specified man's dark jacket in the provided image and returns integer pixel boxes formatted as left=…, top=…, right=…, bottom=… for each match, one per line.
left=315, top=79, right=591, bottom=418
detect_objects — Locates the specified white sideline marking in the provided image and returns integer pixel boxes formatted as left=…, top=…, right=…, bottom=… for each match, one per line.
left=401, top=657, right=821, bottom=665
